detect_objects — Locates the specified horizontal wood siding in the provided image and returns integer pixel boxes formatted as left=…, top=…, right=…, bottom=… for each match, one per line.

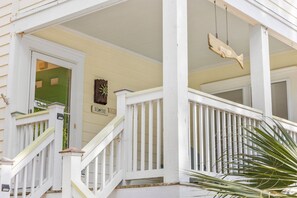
left=252, top=0, right=297, bottom=30
left=16, top=0, right=69, bottom=18
left=0, top=0, right=12, bottom=157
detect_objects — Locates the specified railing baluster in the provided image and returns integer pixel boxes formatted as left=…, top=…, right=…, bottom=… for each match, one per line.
left=109, top=141, right=114, bottom=180
left=204, top=106, right=210, bottom=172
left=156, top=100, right=161, bottom=169
left=14, top=174, right=19, bottom=198
left=227, top=113, right=232, bottom=173
left=127, top=105, right=133, bottom=172
left=238, top=115, right=242, bottom=173
left=39, top=150, right=45, bottom=186
left=216, top=109, right=221, bottom=173
left=22, top=166, right=28, bottom=198
left=101, top=149, right=106, bottom=190
left=140, top=103, right=145, bottom=171
left=148, top=101, right=153, bottom=170
left=85, top=165, right=89, bottom=188
left=133, top=104, right=138, bottom=172
left=198, top=104, right=204, bottom=171
left=31, top=157, right=37, bottom=195
left=221, top=111, right=226, bottom=173
left=210, top=107, right=216, bottom=172
left=192, top=103, right=198, bottom=171
left=93, top=156, right=98, bottom=193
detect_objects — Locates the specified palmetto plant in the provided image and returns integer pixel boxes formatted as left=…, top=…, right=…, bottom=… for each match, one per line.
left=189, top=121, right=297, bottom=197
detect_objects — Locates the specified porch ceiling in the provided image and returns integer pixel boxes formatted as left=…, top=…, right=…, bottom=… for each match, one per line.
left=62, top=0, right=291, bottom=70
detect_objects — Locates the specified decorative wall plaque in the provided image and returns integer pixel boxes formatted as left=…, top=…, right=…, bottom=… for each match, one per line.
left=94, top=79, right=108, bottom=105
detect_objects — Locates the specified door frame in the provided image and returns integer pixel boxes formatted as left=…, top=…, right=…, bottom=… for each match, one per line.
left=8, top=35, right=85, bottom=150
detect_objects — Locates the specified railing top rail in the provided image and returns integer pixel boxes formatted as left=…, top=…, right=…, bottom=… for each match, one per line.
left=273, top=116, right=297, bottom=132
left=15, top=110, right=49, bottom=120
left=12, top=127, right=55, bottom=176
left=188, top=88, right=263, bottom=119
left=126, top=87, right=163, bottom=105
left=82, top=116, right=124, bottom=161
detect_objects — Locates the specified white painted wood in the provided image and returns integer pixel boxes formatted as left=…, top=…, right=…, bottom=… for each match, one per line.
left=221, top=111, right=226, bottom=173
left=115, top=89, right=132, bottom=116
left=249, top=25, right=272, bottom=118
left=210, top=108, right=216, bottom=172
left=198, top=105, right=204, bottom=171
left=109, top=141, right=114, bottom=180
left=141, top=103, right=145, bottom=171
left=13, top=0, right=127, bottom=33
left=221, top=0, right=297, bottom=50
left=132, top=104, right=138, bottom=172
left=126, top=88, right=162, bottom=105
left=156, top=99, right=161, bottom=169
left=216, top=109, right=221, bottom=173
left=204, top=106, right=210, bottom=172
left=48, top=104, right=65, bottom=190
left=163, top=0, right=189, bottom=183
left=192, top=103, right=198, bottom=171
left=60, top=151, right=84, bottom=198
left=101, top=149, right=106, bottom=189
left=188, top=89, right=262, bottom=119
left=0, top=159, right=13, bottom=198
left=148, top=101, right=153, bottom=170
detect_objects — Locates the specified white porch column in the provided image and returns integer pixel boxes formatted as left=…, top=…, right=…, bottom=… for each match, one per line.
left=249, top=25, right=272, bottom=117
left=163, top=0, right=190, bottom=183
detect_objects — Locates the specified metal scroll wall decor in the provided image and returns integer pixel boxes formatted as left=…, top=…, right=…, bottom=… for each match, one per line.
left=94, top=79, right=108, bottom=105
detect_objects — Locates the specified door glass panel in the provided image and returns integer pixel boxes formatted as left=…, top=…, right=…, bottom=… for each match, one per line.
left=271, top=81, right=288, bottom=119
left=214, top=89, right=244, bottom=104
left=34, top=59, right=71, bottom=148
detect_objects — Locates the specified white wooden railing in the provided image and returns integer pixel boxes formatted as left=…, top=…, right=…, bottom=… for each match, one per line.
left=12, top=111, right=50, bottom=156
left=274, top=116, right=297, bottom=142
left=61, top=116, right=125, bottom=198
left=10, top=127, right=55, bottom=197
left=0, top=104, right=64, bottom=197
left=188, top=88, right=263, bottom=174
left=124, top=88, right=164, bottom=180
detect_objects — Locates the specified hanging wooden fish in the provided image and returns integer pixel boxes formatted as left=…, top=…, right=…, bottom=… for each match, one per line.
left=208, top=33, right=244, bottom=69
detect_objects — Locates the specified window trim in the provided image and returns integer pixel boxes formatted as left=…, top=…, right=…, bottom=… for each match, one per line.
left=200, top=67, right=297, bottom=122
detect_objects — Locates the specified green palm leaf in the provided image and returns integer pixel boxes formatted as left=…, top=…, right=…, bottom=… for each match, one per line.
left=189, top=120, right=297, bottom=197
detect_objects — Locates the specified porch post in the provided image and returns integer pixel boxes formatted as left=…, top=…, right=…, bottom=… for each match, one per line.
left=162, top=0, right=190, bottom=183
left=115, top=89, right=132, bottom=184
left=249, top=25, right=272, bottom=118
left=48, top=103, right=65, bottom=190
left=60, top=148, right=84, bottom=198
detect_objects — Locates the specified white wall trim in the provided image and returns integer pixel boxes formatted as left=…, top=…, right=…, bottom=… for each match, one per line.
left=201, top=66, right=297, bottom=122
left=55, top=25, right=162, bottom=65
left=8, top=34, right=85, bottom=150
left=12, top=0, right=127, bottom=33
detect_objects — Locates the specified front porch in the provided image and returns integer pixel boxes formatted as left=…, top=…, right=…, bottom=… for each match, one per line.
left=2, top=86, right=297, bottom=197
left=2, top=0, right=297, bottom=197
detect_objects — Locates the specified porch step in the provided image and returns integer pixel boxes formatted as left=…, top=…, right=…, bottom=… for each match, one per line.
left=42, top=190, right=62, bottom=198
left=110, top=183, right=215, bottom=198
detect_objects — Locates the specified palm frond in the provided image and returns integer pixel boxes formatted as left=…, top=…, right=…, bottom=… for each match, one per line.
left=188, top=120, right=297, bottom=197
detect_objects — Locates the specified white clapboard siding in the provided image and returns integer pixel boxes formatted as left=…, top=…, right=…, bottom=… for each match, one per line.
left=252, top=0, right=297, bottom=30
left=0, top=1, right=11, bottom=158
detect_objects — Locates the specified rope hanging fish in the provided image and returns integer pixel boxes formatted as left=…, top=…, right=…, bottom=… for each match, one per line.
left=208, top=1, right=244, bottom=69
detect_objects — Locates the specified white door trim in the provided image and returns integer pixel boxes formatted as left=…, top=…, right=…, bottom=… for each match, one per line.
left=8, top=35, right=85, bottom=149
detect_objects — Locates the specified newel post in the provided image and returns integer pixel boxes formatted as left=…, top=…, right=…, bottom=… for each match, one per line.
left=0, top=158, right=14, bottom=198
left=115, top=89, right=132, bottom=183
left=48, top=103, right=65, bottom=190
left=60, top=148, right=84, bottom=197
